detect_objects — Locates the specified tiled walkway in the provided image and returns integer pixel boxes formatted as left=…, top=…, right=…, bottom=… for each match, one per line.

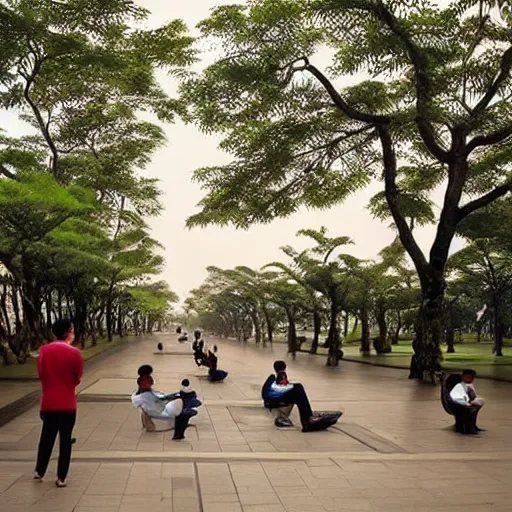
left=1, top=335, right=512, bottom=511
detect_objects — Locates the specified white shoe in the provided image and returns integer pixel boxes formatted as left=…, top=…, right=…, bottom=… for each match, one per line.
left=33, top=472, right=42, bottom=481
left=55, top=479, right=67, bottom=488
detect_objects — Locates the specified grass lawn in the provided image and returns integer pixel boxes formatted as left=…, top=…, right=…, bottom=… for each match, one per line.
left=0, top=336, right=133, bottom=380
left=295, top=332, right=512, bottom=381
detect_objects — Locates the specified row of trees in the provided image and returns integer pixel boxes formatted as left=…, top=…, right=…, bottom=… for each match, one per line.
left=0, top=1, right=189, bottom=363
left=186, top=209, right=512, bottom=367
left=186, top=227, right=418, bottom=366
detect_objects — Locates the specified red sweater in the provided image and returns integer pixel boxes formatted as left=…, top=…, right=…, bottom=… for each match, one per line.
left=37, top=341, right=84, bottom=412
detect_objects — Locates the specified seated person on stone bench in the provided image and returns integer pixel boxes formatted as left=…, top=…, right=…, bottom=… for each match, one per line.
left=131, top=365, right=201, bottom=440
left=449, top=369, right=485, bottom=435
left=262, top=360, right=342, bottom=432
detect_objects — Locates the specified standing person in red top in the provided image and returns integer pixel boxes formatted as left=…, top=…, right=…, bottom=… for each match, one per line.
left=34, top=318, right=84, bottom=487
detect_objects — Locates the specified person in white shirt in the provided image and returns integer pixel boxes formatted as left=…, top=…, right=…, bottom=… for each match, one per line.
left=449, top=369, right=484, bottom=434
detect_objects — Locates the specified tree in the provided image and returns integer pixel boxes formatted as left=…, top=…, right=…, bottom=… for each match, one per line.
left=265, top=247, right=325, bottom=354
left=183, top=0, right=512, bottom=380
left=450, top=199, right=512, bottom=355
left=0, top=173, right=95, bottom=356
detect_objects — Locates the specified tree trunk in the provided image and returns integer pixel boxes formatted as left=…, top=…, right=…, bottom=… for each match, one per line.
left=117, top=305, right=124, bottom=338
left=45, top=292, right=52, bottom=330
left=20, top=288, right=44, bottom=353
left=66, top=295, right=74, bottom=321
left=251, top=311, right=261, bottom=344
left=410, top=283, right=444, bottom=382
left=493, top=305, right=503, bottom=356
left=445, top=325, right=455, bottom=353
left=476, top=322, right=482, bottom=343
left=11, top=288, right=22, bottom=334
left=286, top=311, right=297, bottom=356
left=360, top=307, right=371, bottom=355
left=74, top=301, right=87, bottom=349
left=343, top=313, right=349, bottom=338
left=88, top=313, right=97, bottom=345
left=106, top=299, right=113, bottom=342
left=374, top=307, right=389, bottom=354
left=391, top=310, right=401, bottom=345
left=310, top=309, right=321, bottom=355
left=352, top=315, right=358, bottom=334
left=264, top=312, right=273, bottom=344
left=326, top=297, right=341, bottom=366
left=57, top=289, right=63, bottom=320
left=0, top=285, right=12, bottom=338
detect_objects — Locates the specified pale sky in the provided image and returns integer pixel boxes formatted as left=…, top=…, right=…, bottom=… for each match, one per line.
left=1, top=0, right=463, bottom=301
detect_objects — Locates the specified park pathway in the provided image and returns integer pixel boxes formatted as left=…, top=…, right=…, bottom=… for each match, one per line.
left=1, top=333, right=512, bottom=511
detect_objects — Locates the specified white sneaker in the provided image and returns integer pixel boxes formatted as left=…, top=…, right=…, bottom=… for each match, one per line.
left=55, top=479, right=67, bottom=488
left=33, top=472, right=42, bottom=481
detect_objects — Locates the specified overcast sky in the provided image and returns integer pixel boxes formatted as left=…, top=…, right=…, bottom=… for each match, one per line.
left=1, top=0, right=463, bottom=301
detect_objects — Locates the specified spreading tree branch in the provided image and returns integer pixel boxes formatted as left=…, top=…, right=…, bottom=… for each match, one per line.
left=0, top=164, right=18, bottom=180
left=458, top=181, right=512, bottom=220
left=470, top=45, right=512, bottom=119
left=378, top=125, right=429, bottom=277
left=365, top=1, right=450, bottom=164
left=467, top=123, right=512, bottom=153
left=303, top=59, right=389, bottom=125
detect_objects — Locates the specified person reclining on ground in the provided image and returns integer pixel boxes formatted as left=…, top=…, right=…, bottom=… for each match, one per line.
left=449, top=368, right=485, bottom=435
left=262, top=360, right=342, bottom=432
left=131, top=365, right=201, bottom=440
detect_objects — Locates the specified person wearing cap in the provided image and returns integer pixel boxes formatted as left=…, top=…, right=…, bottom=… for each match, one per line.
left=34, top=318, right=83, bottom=488
left=131, top=366, right=201, bottom=440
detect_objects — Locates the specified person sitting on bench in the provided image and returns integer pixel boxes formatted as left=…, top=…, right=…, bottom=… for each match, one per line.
left=262, top=361, right=342, bottom=432
left=450, top=369, right=485, bottom=434
left=192, top=330, right=207, bottom=367
left=206, top=345, right=228, bottom=382
left=131, top=365, right=201, bottom=440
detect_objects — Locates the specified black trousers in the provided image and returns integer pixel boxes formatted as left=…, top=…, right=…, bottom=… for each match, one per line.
left=35, top=411, right=76, bottom=480
left=277, top=384, right=313, bottom=427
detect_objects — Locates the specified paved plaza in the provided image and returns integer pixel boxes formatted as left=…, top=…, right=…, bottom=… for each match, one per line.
left=1, top=335, right=512, bottom=511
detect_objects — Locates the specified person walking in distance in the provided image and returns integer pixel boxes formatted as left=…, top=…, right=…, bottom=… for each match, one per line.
left=34, top=318, right=84, bottom=487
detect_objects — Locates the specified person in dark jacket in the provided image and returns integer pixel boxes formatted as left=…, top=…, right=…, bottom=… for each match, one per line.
left=262, top=360, right=341, bottom=432
left=192, top=330, right=207, bottom=366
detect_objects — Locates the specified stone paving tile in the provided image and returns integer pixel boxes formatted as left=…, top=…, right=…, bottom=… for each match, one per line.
left=3, top=335, right=512, bottom=512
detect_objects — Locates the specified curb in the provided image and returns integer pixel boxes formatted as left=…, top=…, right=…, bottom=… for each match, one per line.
left=0, top=390, right=41, bottom=428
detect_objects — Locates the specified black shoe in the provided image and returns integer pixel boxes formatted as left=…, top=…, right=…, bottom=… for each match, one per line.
left=475, top=427, right=486, bottom=432
left=274, top=417, right=293, bottom=428
left=71, top=438, right=76, bottom=444
left=313, top=411, right=343, bottom=419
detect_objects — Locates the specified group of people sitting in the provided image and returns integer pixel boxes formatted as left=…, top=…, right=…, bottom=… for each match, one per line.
left=131, top=364, right=202, bottom=440
left=192, top=330, right=228, bottom=382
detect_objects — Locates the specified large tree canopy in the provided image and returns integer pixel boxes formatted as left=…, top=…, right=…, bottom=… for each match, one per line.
left=183, top=0, right=512, bottom=379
